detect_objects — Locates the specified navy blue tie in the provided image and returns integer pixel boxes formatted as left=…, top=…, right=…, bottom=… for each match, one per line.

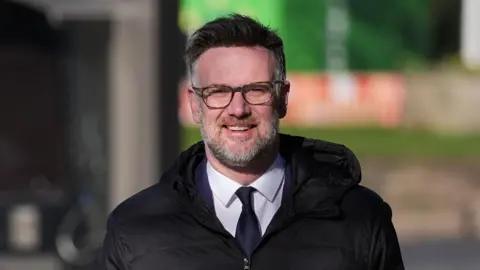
left=235, top=186, right=261, bottom=257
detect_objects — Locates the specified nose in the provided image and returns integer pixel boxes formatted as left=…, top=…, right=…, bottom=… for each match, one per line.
left=227, top=92, right=251, bottom=118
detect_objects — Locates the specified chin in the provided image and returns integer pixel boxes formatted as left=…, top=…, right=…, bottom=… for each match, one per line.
left=227, top=134, right=255, bottom=144
left=224, top=140, right=254, bottom=153
left=223, top=150, right=259, bottom=167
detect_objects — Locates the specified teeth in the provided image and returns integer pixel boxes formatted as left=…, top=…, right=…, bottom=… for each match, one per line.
left=227, top=126, right=249, bottom=131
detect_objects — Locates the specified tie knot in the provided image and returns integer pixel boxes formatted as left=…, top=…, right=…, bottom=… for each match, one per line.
left=235, top=186, right=256, bottom=206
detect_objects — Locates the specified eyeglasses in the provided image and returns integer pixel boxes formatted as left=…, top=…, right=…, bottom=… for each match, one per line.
left=192, top=81, right=287, bottom=109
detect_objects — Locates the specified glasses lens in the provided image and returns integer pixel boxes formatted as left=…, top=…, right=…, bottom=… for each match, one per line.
left=244, top=82, right=273, bottom=104
left=203, top=86, right=232, bottom=108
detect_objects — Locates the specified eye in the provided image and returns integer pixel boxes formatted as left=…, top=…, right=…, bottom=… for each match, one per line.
left=203, top=86, right=231, bottom=97
left=244, top=83, right=271, bottom=93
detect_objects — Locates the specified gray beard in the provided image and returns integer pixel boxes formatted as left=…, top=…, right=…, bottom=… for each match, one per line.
left=200, top=115, right=279, bottom=168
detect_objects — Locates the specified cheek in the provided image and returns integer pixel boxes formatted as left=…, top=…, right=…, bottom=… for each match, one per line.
left=202, top=110, right=223, bottom=129
left=251, top=114, right=274, bottom=136
left=255, top=108, right=276, bottom=125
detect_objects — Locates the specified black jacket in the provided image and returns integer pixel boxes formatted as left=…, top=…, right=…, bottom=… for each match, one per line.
left=97, top=134, right=404, bottom=270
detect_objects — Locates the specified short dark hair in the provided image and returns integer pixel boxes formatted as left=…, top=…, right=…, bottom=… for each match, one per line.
left=184, top=13, right=286, bottom=82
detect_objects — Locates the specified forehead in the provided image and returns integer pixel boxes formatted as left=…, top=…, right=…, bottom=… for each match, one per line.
left=193, top=46, right=274, bottom=86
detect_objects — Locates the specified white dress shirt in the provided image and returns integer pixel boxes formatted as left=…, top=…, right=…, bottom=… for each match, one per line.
left=206, top=155, right=285, bottom=236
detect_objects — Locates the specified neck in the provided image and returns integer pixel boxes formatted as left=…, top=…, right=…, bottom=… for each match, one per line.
left=206, top=144, right=279, bottom=186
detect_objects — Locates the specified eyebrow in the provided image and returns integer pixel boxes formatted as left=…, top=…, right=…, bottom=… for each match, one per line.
left=197, top=81, right=271, bottom=88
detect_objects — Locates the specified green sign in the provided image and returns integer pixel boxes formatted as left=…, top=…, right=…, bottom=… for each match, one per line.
left=179, top=0, right=282, bottom=35
left=179, top=0, right=431, bottom=72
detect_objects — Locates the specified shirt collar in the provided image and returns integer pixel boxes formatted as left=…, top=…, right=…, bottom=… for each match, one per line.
left=206, top=154, right=285, bottom=207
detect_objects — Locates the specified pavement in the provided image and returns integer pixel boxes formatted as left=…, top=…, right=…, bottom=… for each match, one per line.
left=0, top=254, right=62, bottom=270
left=402, top=238, right=480, bottom=270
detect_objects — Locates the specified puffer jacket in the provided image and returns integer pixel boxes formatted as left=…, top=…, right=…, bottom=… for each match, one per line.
left=97, top=134, right=404, bottom=270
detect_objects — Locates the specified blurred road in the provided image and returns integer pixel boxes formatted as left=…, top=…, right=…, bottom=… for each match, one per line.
left=402, top=238, right=480, bottom=270
left=0, top=255, right=62, bottom=270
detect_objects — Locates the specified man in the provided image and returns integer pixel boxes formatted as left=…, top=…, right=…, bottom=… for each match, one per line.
left=98, top=14, right=404, bottom=270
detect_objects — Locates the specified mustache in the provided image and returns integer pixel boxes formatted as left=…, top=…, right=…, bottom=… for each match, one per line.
left=221, top=117, right=257, bottom=126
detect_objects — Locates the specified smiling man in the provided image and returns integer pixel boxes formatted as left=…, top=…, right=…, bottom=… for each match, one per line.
left=98, top=14, right=404, bottom=270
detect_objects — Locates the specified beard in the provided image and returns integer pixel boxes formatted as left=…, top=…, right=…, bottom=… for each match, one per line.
left=199, top=109, right=279, bottom=168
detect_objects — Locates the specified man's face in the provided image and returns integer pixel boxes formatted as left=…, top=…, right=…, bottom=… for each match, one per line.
left=189, top=46, right=288, bottom=167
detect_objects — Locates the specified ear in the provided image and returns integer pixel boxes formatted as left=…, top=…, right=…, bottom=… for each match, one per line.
left=188, top=88, right=201, bottom=124
left=277, top=81, right=290, bottom=119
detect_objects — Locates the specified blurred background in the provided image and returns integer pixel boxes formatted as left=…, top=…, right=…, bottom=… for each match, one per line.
left=0, top=0, right=479, bottom=269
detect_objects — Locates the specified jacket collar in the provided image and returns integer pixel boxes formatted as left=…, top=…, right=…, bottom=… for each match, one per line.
left=166, top=133, right=362, bottom=216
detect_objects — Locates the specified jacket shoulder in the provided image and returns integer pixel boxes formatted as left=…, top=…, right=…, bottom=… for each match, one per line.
left=109, top=177, right=183, bottom=227
left=98, top=179, right=184, bottom=269
left=340, top=186, right=404, bottom=269
left=340, top=185, right=393, bottom=220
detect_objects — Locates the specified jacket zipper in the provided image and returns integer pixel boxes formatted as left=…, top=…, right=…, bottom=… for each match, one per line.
left=192, top=201, right=253, bottom=269
left=243, top=257, right=250, bottom=270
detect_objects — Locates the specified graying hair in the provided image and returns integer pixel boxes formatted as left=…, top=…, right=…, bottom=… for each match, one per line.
left=184, top=13, right=287, bottom=89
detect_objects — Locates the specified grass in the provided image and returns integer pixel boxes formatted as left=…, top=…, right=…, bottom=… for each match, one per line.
left=181, top=126, right=480, bottom=158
